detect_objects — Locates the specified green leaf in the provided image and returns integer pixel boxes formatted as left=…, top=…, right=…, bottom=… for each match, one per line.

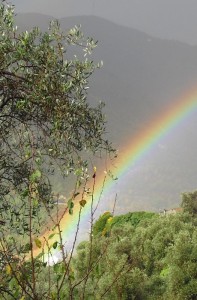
left=21, top=188, right=29, bottom=198
left=67, top=199, right=74, bottom=215
left=34, top=238, right=42, bottom=248
left=6, top=264, right=11, bottom=275
left=30, top=169, right=42, bottom=182
left=35, top=157, right=41, bottom=165
left=53, top=263, right=59, bottom=273
left=53, top=241, right=58, bottom=249
left=23, top=243, right=32, bottom=252
left=33, top=198, right=38, bottom=207
left=76, top=179, right=82, bottom=189
left=48, top=233, right=56, bottom=240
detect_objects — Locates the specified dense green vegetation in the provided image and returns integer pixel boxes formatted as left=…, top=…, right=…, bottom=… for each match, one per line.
left=181, top=191, right=197, bottom=216
left=93, top=211, right=157, bottom=236
left=71, top=209, right=197, bottom=299
left=1, top=203, right=197, bottom=299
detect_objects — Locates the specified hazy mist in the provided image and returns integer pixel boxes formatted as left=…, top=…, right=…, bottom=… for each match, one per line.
left=12, top=0, right=197, bottom=45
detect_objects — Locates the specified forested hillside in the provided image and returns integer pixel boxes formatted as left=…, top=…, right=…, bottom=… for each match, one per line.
left=66, top=203, right=197, bottom=299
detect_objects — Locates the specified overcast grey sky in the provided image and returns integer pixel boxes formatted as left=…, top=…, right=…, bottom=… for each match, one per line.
left=11, top=0, right=197, bottom=45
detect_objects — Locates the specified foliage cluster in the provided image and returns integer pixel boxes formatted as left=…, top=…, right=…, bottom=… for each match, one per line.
left=93, top=211, right=157, bottom=237
left=0, top=2, right=114, bottom=299
left=181, top=190, right=197, bottom=216
left=72, top=210, right=197, bottom=299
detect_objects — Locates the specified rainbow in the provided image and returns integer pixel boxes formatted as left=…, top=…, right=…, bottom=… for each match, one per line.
left=33, top=87, right=197, bottom=261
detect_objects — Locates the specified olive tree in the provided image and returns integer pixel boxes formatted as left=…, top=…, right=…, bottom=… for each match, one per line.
left=0, top=2, right=114, bottom=299
left=181, top=191, right=197, bottom=216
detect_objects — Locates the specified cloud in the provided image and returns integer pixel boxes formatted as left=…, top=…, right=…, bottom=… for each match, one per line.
left=13, top=0, right=93, bottom=17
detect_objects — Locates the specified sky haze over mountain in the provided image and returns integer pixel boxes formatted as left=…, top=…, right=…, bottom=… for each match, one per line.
left=12, top=0, right=197, bottom=45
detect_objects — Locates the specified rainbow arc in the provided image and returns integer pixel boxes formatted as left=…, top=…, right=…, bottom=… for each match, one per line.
left=33, top=86, right=197, bottom=258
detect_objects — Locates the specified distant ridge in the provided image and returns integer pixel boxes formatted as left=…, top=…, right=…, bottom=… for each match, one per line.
left=16, top=13, right=194, bottom=46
